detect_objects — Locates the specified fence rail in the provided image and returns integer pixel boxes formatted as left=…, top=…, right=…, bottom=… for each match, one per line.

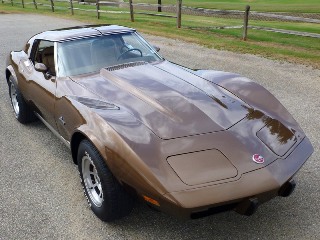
left=249, top=26, right=320, bottom=38
left=2, top=0, right=320, bottom=39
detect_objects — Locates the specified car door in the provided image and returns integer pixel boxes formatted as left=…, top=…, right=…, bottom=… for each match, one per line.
left=24, top=39, right=58, bottom=130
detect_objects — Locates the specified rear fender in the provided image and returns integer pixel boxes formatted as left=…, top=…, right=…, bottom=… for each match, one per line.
left=6, top=51, right=28, bottom=88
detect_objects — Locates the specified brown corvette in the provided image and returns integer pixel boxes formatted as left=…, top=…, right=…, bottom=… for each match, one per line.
left=5, top=25, right=313, bottom=221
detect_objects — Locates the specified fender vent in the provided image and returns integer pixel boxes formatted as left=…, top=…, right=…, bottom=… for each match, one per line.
left=105, top=61, right=147, bottom=71
left=68, top=96, right=119, bottom=110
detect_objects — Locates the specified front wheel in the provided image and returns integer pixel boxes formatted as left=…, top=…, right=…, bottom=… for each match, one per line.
left=77, top=140, right=134, bottom=222
left=8, top=75, right=36, bottom=123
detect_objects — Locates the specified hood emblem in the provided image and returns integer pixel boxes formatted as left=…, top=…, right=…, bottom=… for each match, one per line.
left=252, top=154, right=265, bottom=164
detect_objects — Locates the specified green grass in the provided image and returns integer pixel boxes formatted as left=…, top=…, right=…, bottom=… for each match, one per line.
left=1, top=1, right=319, bottom=68
left=126, top=0, right=320, bottom=13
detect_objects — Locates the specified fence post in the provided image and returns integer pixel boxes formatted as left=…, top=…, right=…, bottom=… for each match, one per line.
left=158, top=0, right=161, bottom=12
left=176, top=0, right=182, bottom=28
left=242, top=5, right=250, bottom=40
left=21, top=0, right=24, bottom=8
left=129, top=0, right=134, bottom=22
left=49, top=0, right=54, bottom=12
left=96, top=0, right=100, bottom=19
left=70, top=0, right=74, bottom=15
left=33, top=0, right=37, bottom=9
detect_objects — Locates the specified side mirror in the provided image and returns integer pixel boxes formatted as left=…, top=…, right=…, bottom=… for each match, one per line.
left=35, top=63, right=47, bottom=72
left=153, top=45, right=160, bottom=52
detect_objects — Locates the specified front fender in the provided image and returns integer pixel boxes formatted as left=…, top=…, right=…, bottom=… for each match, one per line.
left=195, top=70, right=301, bottom=130
left=67, top=100, right=168, bottom=197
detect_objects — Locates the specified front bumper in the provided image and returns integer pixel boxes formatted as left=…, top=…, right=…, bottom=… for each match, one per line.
left=157, top=137, right=313, bottom=219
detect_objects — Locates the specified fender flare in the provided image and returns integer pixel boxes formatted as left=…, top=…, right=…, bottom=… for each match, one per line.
left=5, top=65, right=18, bottom=88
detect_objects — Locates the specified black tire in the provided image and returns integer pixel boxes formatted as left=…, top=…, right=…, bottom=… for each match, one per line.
left=8, top=75, right=36, bottom=123
left=77, top=140, right=134, bottom=222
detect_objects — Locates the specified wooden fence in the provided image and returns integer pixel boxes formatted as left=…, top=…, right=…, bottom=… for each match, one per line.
left=1, top=0, right=183, bottom=27
left=2, top=0, right=319, bottom=39
left=0, top=0, right=248, bottom=38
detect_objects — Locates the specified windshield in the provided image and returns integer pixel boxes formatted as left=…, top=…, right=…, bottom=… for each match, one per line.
left=57, top=32, right=163, bottom=76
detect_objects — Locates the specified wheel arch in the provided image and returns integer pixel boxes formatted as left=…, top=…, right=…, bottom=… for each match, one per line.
left=5, top=68, right=11, bottom=83
left=5, top=66, right=18, bottom=87
left=70, top=129, right=110, bottom=166
left=70, top=131, right=97, bottom=165
left=71, top=131, right=86, bottom=165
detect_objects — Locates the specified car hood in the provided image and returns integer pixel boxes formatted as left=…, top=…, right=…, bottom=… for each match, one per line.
left=71, top=61, right=251, bottom=139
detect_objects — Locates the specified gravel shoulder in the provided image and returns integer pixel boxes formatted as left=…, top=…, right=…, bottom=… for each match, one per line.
left=0, top=13, right=319, bottom=240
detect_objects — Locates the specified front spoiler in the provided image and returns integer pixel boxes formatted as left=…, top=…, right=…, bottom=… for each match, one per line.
left=159, top=137, right=313, bottom=219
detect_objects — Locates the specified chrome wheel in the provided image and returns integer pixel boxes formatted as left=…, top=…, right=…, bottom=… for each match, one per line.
left=10, top=82, right=20, bottom=117
left=82, top=153, right=104, bottom=207
left=78, top=140, right=134, bottom=221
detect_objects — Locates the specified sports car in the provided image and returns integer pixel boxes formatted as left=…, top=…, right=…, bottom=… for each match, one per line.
left=5, top=25, right=313, bottom=221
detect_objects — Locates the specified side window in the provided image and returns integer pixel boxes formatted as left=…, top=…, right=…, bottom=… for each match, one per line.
left=32, top=40, right=56, bottom=76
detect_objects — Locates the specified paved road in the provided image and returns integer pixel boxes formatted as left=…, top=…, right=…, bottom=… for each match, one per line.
left=0, top=14, right=319, bottom=240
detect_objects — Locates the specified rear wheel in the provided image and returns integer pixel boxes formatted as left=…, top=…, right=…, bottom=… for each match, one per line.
left=77, top=140, right=134, bottom=222
left=8, top=75, right=36, bottom=123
